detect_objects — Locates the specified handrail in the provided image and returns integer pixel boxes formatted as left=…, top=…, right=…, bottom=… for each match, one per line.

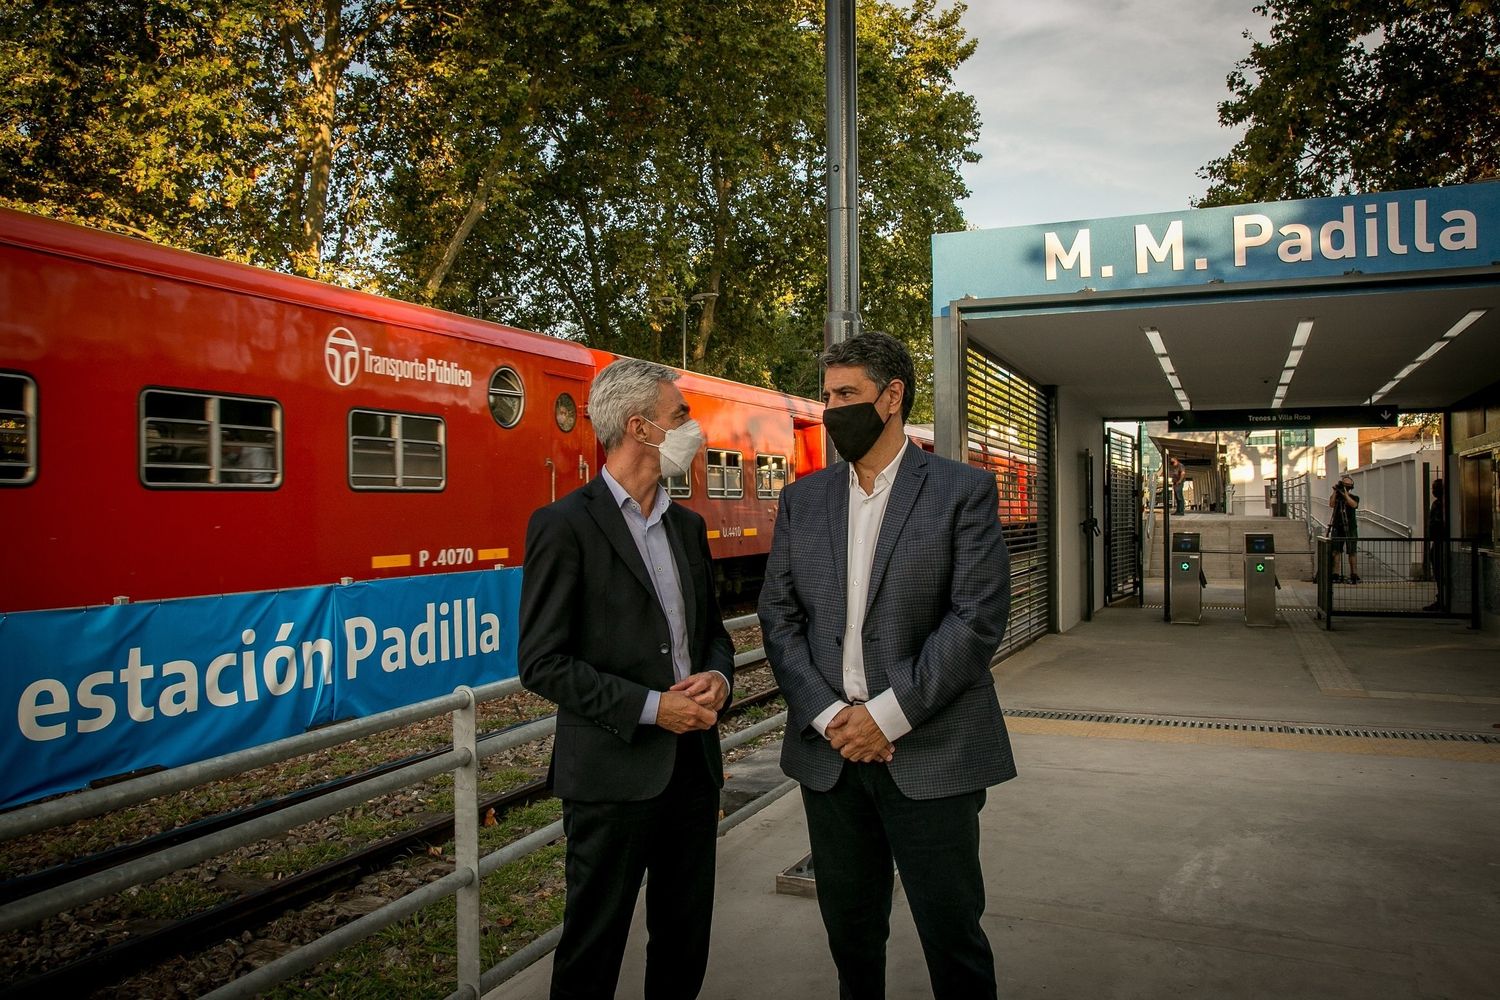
left=1355, top=505, right=1413, bottom=539
left=0, top=677, right=523, bottom=843
left=0, top=612, right=778, bottom=998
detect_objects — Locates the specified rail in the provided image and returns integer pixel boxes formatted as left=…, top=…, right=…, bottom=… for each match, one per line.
left=1315, top=536, right=1481, bottom=629
left=1356, top=505, right=1414, bottom=539
left=1284, top=471, right=1310, bottom=523
left=1142, top=469, right=1159, bottom=549
left=0, top=613, right=787, bottom=999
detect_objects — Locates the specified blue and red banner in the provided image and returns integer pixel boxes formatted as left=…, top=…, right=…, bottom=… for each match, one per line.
left=0, top=569, right=523, bottom=809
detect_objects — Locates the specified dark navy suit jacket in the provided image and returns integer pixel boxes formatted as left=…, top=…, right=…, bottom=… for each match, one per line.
left=758, top=442, right=1016, bottom=800
left=519, top=477, right=734, bottom=802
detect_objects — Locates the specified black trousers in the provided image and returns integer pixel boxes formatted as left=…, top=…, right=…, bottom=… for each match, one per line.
left=802, top=764, right=994, bottom=1000
left=551, top=736, right=719, bottom=1000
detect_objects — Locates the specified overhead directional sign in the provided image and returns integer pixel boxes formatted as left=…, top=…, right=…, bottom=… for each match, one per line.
left=1165, top=407, right=1400, bottom=431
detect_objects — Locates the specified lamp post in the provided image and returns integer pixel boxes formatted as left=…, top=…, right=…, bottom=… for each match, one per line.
left=682, top=291, right=718, bottom=369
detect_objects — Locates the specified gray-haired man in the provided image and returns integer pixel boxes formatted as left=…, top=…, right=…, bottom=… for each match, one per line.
left=520, top=357, right=734, bottom=999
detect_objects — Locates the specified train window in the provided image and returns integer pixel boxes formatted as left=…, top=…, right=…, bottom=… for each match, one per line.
left=554, top=392, right=577, bottom=432
left=756, top=454, right=788, bottom=498
left=488, top=368, right=524, bottom=428
left=665, top=472, right=692, bottom=498
left=707, top=449, right=743, bottom=499
left=0, top=373, right=37, bottom=485
left=349, top=409, right=446, bottom=490
left=141, top=389, right=281, bottom=488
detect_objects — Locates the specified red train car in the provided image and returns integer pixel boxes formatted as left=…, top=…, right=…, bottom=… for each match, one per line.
left=0, top=208, right=823, bottom=613
left=905, top=424, right=1038, bottom=539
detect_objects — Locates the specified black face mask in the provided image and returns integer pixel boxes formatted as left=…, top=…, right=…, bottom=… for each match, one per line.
left=824, top=401, right=892, bottom=463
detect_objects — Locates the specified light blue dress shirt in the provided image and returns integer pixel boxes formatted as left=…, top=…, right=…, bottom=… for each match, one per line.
left=600, top=467, right=724, bottom=725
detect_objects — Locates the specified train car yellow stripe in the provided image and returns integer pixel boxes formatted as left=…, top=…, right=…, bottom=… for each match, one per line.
left=371, top=554, right=412, bottom=569
left=706, top=530, right=721, bottom=539
left=743, top=528, right=758, bottom=537
left=477, top=548, right=510, bottom=561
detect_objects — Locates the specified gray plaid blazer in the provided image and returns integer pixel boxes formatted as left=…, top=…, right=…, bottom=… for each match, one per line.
left=758, top=442, right=1016, bottom=800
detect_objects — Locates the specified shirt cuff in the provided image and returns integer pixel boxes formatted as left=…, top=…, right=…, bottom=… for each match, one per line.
left=639, top=689, right=660, bottom=726
left=811, top=701, right=849, bottom=739
left=709, top=670, right=731, bottom=710
left=865, top=690, right=912, bottom=743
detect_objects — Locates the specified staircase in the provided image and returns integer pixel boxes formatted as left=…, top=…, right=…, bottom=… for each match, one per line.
left=1144, top=514, right=1315, bottom=582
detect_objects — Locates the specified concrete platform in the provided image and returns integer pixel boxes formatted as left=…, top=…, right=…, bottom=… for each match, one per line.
left=492, top=603, right=1500, bottom=999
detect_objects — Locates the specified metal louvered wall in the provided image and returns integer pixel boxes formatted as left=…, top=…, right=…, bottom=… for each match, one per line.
left=965, top=345, right=1052, bottom=659
left=1105, top=427, right=1141, bottom=603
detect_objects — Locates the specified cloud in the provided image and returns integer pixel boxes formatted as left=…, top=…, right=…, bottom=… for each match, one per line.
left=948, top=0, right=1265, bottom=228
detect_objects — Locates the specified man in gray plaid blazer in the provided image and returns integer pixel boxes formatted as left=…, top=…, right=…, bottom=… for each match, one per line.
left=759, top=331, right=1015, bottom=1000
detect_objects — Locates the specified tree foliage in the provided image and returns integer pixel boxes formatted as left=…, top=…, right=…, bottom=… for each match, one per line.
left=0, top=0, right=980, bottom=398
left=1198, top=0, right=1500, bottom=207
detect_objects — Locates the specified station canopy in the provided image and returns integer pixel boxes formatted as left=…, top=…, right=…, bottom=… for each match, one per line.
left=932, top=183, right=1500, bottom=422
left=1147, top=436, right=1219, bottom=467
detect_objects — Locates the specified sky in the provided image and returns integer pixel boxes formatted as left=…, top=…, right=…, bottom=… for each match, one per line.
left=947, top=0, right=1266, bottom=231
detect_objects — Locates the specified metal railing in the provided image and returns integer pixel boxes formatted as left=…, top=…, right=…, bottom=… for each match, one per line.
left=0, top=615, right=789, bottom=999
left=1315, top=536, right=1481, bottom=630
left=1353, top=504, right=1413, bottom=539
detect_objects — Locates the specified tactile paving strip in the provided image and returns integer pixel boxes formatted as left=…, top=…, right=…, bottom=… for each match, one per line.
left=1002, top=707, right=1499, bottom=743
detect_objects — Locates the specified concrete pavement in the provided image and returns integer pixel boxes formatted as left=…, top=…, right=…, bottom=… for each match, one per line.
left=492, top=598, right=1500, bottom=999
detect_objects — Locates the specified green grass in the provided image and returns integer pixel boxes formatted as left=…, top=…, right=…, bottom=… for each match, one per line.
left=264, top=800, right=567, bottom=999
left=118, top=880, right=230, bottom=921
left=233, top=840, right=350, bottom=880
left=729, top=699, right=783, bottom=727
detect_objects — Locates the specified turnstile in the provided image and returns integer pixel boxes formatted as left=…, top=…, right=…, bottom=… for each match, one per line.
left=1170, top=532, right=1203, bottom=624
left=1244, top=532, right=1278, bottom=627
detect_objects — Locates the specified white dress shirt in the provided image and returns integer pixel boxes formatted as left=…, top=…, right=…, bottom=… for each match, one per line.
left=810, top=446, right=913, bottom=743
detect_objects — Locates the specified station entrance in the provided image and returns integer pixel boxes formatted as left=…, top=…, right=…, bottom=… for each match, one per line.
left=928, top=182, right=1500, bottom=641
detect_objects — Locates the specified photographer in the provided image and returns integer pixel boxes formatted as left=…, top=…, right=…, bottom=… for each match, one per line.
left=1328, top=474, right=1360, bottom=584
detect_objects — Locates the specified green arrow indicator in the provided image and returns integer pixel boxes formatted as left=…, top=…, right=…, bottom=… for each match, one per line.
left=1256, top=562, right=1266, bottom=573
left=1180, top=561, right=1191, bottom=571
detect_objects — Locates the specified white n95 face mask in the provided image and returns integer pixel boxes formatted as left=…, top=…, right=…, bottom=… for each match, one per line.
left=644, top=417, right=704, bottom=478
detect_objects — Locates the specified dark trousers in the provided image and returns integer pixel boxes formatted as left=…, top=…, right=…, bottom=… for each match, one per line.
left=1429, top=541, right=1447, bottom=606
left=802, top=764, right=995, bottom=1000
left=551, top=737, right=719, bottom=1000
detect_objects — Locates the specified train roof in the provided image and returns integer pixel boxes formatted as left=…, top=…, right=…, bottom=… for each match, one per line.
left=584, top=354, right=823, bottom=419
left=0, top=206, right=596, bottom=366
left=905, top=422, right=1038, bottom=462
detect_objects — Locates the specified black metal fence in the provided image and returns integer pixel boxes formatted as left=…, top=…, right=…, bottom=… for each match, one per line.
left=1316, top=536, right=1481, bottom=629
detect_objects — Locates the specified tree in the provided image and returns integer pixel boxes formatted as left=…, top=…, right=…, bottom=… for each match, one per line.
left=0, top=0, right=414, bottom=279
left=0, top=1, right=270, bottom=258
left=3, top=1, right=984, bottom=401
left=850, top=0, right=979, bottom=420
left=1197, top=0, right=1500, bottom=207
left=380, top=0, right=979, bottom=398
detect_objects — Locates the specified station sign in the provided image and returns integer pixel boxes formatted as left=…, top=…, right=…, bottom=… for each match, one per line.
left=1164, top=407, right=1400, bottom=431
left=933, top=182, right=1500, bottom=309
left=0, top=568, right=523, bottom=809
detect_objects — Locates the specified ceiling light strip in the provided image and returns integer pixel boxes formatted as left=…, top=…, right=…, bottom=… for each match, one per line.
left=1369, top=308, right=1487, bottom=404
left=1270, top=319, right=1313, bottom=408
left=1144, top=327, right=1189, bottom=409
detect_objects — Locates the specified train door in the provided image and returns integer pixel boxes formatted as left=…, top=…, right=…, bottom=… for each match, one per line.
left=542, top=372, right=592, bottom=502
left=793, top=418, right=825, bottom=478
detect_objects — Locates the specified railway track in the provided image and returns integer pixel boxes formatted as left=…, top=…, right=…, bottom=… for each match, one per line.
left=1, top=676, right=784, bottom=998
